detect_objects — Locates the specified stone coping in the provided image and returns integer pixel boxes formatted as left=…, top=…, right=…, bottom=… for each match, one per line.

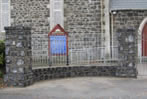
left=32, top=64, right=119, bottom=70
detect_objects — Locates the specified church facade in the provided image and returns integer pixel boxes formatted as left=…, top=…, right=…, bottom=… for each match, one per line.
left=8, top=0, right=147, bottom=56
left=1, top=0, right=146, bottom=58
left=2, top=0, right=147, bottom=86
left=10, top=0, right=104, bottom=57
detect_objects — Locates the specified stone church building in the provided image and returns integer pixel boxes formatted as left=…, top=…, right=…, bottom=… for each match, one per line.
left=1, top=0, right=147, bottom=86
left=0, top=0, right=145, bottom=57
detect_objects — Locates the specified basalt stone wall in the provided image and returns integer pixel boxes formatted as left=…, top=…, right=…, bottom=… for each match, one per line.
left=112, top=10, right=147, bottom=77
left=33, top=66, right=117, bottom=82
left=64, top=0, right=102, bottom=63
left=11, top=0, right=103, bottom=65
left=11, top=0, right=50, bottom=57
left=4, top=26, right=33, bottom=87
left=11, top=0, right=102, bottom=58
left=64, top=0, right=102, bottom=49
left=112, top=10, right=147, bottom=46
left=116, top=28, right=137, bottom=77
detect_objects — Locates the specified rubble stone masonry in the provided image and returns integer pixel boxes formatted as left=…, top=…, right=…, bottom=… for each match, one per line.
left=4, top=26, right=33, bottom=87
left=10, top=0, right=102, bottom=57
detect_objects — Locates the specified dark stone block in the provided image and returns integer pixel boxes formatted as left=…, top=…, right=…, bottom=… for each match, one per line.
left=32, top=66, right=118, bottom=83
left=4, top=26, right=32, bottom=87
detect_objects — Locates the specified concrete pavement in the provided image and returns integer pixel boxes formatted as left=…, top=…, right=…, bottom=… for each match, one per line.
left=0, top=77, right=147, bottom=99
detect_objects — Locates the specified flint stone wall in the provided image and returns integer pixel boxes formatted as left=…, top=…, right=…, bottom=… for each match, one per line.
left=4, top=26, right=33, bottom=87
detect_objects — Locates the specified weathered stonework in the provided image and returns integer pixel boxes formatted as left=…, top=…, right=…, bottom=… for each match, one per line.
left=112, top=10, right=147, bottom=46
left=116, top=28, right=137, bottom=77
left=10, top=0, right=102, bottom=58
left=112, top=10, right=147, bottom=77
left=4, top=26, right=33, bottom=87
left=11, top=0, right=50, bottom=57
left=4, top=1, right=147, bottom=87
left=33, top=66, right=117, bottom=82
left=64, top=0, right=102, bottom=49
left=4, top=26, right=137, bottom=87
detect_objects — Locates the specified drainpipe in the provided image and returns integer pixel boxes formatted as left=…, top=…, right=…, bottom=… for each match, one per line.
left=111, top=11, right=117, bottom=59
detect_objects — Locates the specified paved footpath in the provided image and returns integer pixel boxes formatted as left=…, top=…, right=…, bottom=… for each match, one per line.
left=0, top=77, right=147, bottom=99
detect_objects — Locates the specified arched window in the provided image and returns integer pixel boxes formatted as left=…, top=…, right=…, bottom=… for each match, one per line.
left=50, top=0, right=64, bottom=30
left=0, top=0, right=10, bottom=32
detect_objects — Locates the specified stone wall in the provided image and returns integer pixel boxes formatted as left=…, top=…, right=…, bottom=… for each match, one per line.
left=116, top=28, right=137, bottom=77
left=112, top=10, right=147, bottom=46
left=4, top=26, right=137, bottom=87
left=64, top=0, right=102, bottom=49
left=33, top=66, right=117, bottom=82
left=11, top=0, right=50, bottom=57
left=63, top=0, right=102, bottom=63
left=4, top=26, right=33, bottom=87
left=112, top=10, right=147, bottom=77
left=10, top=0, right=102, bottom=59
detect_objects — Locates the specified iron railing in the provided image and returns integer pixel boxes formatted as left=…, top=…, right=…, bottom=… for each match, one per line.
left=138, top=56, right=147, bottom=64
left=32, top=35, right=147, bottom=67
left=69, top=46, right=118, bottom=66
left=32, top=56, right=49, bottom=67
left=32, top=46, right=119, bottom=67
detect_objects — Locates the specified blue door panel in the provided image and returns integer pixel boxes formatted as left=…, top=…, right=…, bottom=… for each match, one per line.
left=50, top=36, right=66, bottom=54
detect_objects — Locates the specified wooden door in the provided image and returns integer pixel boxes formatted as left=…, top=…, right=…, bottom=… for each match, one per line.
left=142, top=23, right=147, bottom=56
left=138, top=23, right=147, bottom=76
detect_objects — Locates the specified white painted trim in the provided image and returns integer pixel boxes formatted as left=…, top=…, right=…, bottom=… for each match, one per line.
left=138, top=17, right=147, bottom=57
left=0, top=0, right=10, bottom=32
left=50, top=0, right=53, bottom=30
left=9, top=0, right=11, bottom=26
left=110, top=13, right=114, bottom=58
left=104, top=0, right=111, bottom=57
left=50, top=0, right=64, bottom=30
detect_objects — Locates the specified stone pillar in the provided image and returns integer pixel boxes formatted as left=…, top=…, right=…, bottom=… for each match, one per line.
left=116, top=27, right=137, bottom=77
left=4, top=26, right=33, bottom=87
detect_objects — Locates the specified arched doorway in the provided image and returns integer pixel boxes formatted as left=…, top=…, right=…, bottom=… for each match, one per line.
left=137, top=18, right=147, bottom=76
